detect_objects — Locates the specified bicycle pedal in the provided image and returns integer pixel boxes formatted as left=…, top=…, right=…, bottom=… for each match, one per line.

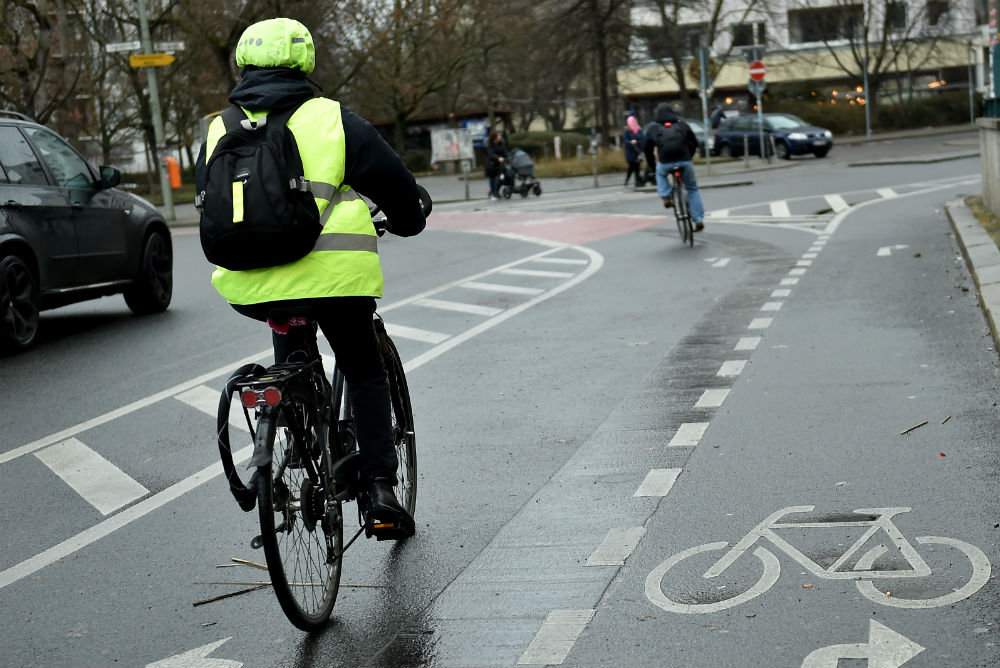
left=366, top=520, right=415, bottom=541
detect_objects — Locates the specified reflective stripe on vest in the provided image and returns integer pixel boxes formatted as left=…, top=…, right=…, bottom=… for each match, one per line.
left=205, top=98, right=383, bottom=305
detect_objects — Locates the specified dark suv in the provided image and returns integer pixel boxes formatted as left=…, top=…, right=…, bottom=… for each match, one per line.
left=0, top=110, right=172, bottom=353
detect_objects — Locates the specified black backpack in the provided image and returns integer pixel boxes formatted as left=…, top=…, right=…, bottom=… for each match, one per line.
left=198, top=103, right=320, bottom=271
left=653, top=121, right=688, bottom=157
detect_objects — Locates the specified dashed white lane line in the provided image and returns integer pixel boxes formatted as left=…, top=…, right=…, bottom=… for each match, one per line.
left=634, top=468, right=682, bottom=497
left=761, top=301, right=783, bottom=312
left=780, top=277, right=799, bottom=286
left=771, top=289, right=791, bottom=298
left=748, top=317, right=773, bottom=330
left=385, top=323, right=450, bottom=344
left=35, top=438, right=149, bottom=516
left=695, top=389, right=731, bottom=408
left=802, top=252, right=818, bottom=259
left=669, top=422, right=710, bottom=446
left=717, top=360, right=747, bottom=377
left=585, top=527, right=647, bottom=566
left=796, top=259, right=812, bottom=267
left=770, top=201, right=791, bottom=217
left=517, top=609, right=596, bottom=665
left=824, top=194, right=849, bottom=212
left=789, top=267, right=807, bottom=276
left=413, top=298, right=503, bottom=316
left=735, top=336, right=762, bottom=351
left=712, top=258, right=731, bottom=268
left=461, top=281, right=545, bottom=295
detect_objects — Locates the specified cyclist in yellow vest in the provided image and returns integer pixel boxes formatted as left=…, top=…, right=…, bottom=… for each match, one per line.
left=196, top=18, right=426, bottom=538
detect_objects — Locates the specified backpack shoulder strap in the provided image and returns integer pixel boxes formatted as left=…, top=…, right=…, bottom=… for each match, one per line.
left=220, top=105, right=249, bottom=134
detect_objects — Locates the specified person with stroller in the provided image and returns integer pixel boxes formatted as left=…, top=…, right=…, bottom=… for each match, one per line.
left=485, top=130, right=509, bottom=200
left=624, top=114, right=645, bottom=189
left=643, top=103, right=705, bottom=232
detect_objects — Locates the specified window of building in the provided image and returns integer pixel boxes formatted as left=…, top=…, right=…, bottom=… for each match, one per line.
left=788, top=5, right=863, bottom=43
left=731, top=22, right=766, bottom=47
left=885, top=1, right=907, bottom=31
left=926, top=0, right=949, bottom=25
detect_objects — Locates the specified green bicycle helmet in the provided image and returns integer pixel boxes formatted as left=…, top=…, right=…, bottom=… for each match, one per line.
left=235, top=18, right=315, bottom=74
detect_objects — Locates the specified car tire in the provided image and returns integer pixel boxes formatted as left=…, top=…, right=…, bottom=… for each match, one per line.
left=719, top=144, right=734, bottom=158
left=0, top=254, right=40, bottom=354
left=813, top=148, right=830, bottom=158
left=775, top=141, right=790, bottom=160
left=124, top=229, right=172, bottom=314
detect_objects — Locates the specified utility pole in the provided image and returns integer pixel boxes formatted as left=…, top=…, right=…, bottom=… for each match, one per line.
left=698, top=37, right=712, bottom=175
left=137, top=0, right=174, bottom=221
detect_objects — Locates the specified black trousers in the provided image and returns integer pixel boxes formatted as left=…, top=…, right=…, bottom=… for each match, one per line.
left=233, top=296, right=397, bottom=482
left=625, top=159, right=642, bottom=185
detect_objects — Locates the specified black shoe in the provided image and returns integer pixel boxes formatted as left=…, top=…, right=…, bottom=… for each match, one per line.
left=364, top=479, right=415, bottom=541
left=694, top=221, right=704, bottom=232
left=662, top=197, right=673, bottom=209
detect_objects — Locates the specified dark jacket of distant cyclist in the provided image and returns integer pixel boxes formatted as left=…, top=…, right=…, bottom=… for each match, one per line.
left=643, top=106, right=699, bottom=165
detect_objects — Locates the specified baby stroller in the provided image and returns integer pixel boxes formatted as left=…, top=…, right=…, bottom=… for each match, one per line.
left=499, top=148, right=542, bottom=198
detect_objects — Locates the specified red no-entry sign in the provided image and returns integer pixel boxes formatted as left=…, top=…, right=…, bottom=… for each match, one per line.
left=749, top=60, right=766, bottom=81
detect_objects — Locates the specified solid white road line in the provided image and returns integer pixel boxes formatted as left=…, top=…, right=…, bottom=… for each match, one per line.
left=585, top=527, right=647, bottom=566
left=695, top=389, right=730, bottom=408
left=735, top=337, right=761, bottom=351
left=35, top=438, right=149, bottom=516
left=499, top=268, right=575, bottom=278
left=669, top=422, right=710, bottom=446
left=461, top=281, right=545, bottom=295
left=517, top=609, right=596, bottom=665
left=748, top=318, right=773, bottom=330
left=385, top=323, right=451, bottom=344
left=634, top=468, right=682, bottom=497
left=413, top=298, right=503, bottom=316
left=717, top=360, right=747, bottom=377
left=531, top=257, right=588, bottom=265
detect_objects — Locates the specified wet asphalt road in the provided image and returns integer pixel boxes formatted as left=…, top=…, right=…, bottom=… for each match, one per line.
left=1, top=130, right=998, bottom=667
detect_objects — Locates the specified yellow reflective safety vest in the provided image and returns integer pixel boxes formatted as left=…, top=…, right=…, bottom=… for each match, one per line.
left=204, top=98, right=382, bottom=305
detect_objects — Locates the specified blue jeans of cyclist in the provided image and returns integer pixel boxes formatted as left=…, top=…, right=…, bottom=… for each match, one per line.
left=656, top=161, right=704, bottom=223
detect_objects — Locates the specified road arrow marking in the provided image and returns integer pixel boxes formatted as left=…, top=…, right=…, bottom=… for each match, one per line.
left=146, top=638, right=242, bottom=668
left=801, top=621, right=923, bottom=668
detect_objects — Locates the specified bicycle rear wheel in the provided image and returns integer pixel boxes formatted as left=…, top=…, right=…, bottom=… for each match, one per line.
left=381, top=329, right=417, bottom=516
left=680, top=185, right=694, bottom=247
left=673, top=179, right=691, bottom=245
left=256, top=404, right=342, bottom=631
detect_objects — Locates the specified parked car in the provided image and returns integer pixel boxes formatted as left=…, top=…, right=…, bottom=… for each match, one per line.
left=0, top=110, right=172, bottom=353
left=683, top=118, right=716, bottom=158
left=713, top=112, right=833, bottom=160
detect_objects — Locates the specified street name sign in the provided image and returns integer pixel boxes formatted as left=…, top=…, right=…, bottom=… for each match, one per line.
left=105, top=40, right=141, bottom=53
left=129, top=53, right=176, bottom=68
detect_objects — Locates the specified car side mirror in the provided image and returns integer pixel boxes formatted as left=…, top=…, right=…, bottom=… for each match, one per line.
left=99, top=165, right=121, bottom=189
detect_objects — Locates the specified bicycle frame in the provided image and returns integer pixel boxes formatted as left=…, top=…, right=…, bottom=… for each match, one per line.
left=704, top=505, right=931, bottom=580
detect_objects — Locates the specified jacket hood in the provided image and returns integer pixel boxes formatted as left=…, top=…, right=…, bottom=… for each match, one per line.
left=229, top=66, right=316, bottom=112
left=654, top=105, right=680, bottom=124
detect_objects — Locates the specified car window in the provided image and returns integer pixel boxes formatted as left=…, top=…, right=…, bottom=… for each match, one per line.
left=767, top=114, right=806, bottom=129
left=22, top=127, right=95, bottom=188
left=0, top=126, right=50, bottom=186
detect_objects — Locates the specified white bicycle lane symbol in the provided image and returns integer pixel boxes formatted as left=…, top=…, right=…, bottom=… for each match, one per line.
left=646, top=506, right=992, bottom=613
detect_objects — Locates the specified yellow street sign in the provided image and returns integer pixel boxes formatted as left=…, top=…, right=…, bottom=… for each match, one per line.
left=129, top=53, right=175, bottom=68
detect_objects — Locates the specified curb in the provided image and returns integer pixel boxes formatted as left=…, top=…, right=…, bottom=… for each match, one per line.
left=945, top=198, right=1000, bottom=353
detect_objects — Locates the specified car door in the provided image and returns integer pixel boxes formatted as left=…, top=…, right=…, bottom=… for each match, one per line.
left=0, top=125, right=78, bottom=290
left=23, top=127, right=129, bottom=285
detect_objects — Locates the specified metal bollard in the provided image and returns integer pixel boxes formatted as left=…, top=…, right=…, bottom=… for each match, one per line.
left=743, top=135, right=750, bottom=168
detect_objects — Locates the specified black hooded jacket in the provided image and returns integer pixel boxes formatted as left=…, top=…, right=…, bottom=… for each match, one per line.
left=197, top=67, right=425, bottom=237
left=643, top=106, right=699, bottom=165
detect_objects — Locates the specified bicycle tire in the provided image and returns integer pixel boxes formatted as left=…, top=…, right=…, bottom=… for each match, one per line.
left=680, top=185, right=694, bottom=247
left=382, top=331, right=418, bottom=517
left=672, top=177, right=691, bottom=245
left=256, top=404, right=342, bottom=631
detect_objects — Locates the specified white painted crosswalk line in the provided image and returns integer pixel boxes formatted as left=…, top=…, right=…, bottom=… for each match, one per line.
left=717, top=360, right=747, bottom=377
left=696, top=388, right=730, bottom=408
left=761, top=301, right=783, bottom=312
left=499, top=268, right=575, bottom=278
left=825, top=194, right=849, bottom=212
left=413, top=298, right=503, bottom=316
left=585, top=527, right=646, bottom=566
left=35, top=438, right=148, bottom=515
left=771, top=289, right=791, bottom=298
left=770, top=201, right=791, bottom=217
left=385, top=323, right=450, bottom=344
left=749, top=317, right=773, bottom=330
left=462, top=281, right=545, bottom=295
left=736, top=336, right=761, bottom=351
left=781, top=277, right=799, bottom=286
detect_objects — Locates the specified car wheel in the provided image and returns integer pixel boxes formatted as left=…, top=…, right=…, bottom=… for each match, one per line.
left=813, top=148, right=830, bottom=158
left=0, top=255, right=40, bottom=354
left=775, top=141, right=790, bottom=160
left=719, top=144, right=734, bottom=158
left=124, top=229, right=172, bottom=314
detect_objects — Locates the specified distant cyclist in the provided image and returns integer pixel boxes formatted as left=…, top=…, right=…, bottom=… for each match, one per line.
left=643, top=104, right=705, bottom=232
left=195, top=17, right=425, bottom=538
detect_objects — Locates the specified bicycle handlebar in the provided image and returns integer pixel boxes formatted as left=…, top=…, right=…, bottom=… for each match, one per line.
left=371, top=183, right=433, bottom=237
